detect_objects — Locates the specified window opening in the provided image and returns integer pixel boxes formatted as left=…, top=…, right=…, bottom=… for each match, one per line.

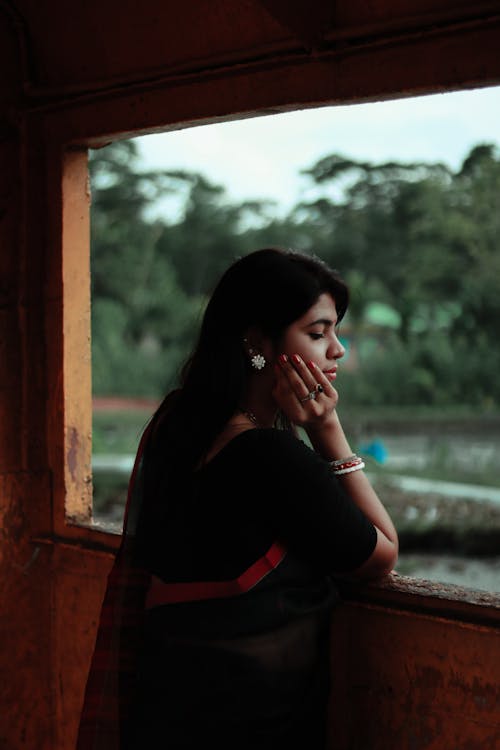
left=89, top=86, right=500, bottom=592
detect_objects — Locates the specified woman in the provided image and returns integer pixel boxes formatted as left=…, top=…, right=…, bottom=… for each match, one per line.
left=78, top=247, right=398, bottom=750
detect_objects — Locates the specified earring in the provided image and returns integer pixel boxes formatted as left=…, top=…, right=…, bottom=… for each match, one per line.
left=251, top=353, right=266, bottom=370
left=244, top=339, right=266, bottom=371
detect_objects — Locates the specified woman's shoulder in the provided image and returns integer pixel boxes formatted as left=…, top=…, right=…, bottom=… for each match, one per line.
left=219, top=427, right=316, bottom=466
left=197, top=428, right=327, bottom=486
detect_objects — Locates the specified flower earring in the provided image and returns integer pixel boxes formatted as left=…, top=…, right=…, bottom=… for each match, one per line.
left=250, top=352, right=266, bottom=370
left=244, top=338, right=266, bottom=371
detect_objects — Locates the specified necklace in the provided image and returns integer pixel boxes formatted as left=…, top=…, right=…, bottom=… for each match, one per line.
left=240, top=409, right=260, bottom=427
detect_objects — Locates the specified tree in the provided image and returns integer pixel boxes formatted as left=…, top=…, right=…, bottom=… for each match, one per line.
left=89, top=138, right=500, bottom=407
left=90, top=141, right=272, bottom=395
left=297, top=146, right=500, bottom=406
left=90, top=141, right=203, bottom=395
left=158, top=174, right=275, bottom=296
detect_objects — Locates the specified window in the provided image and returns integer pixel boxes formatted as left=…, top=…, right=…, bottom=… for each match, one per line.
left=87, top=89, right=500, bottom=592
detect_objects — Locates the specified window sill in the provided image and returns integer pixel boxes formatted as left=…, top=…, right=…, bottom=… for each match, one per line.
left=335, top=572, right=500, bottom=626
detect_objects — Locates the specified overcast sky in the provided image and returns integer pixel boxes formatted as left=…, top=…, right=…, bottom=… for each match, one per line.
left=134, top=85, right=500, bottom=219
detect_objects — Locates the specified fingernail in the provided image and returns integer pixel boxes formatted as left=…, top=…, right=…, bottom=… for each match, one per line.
left=292, top=354, right=301, bottom=364
left=308, top=360, right=317, bottom=369
left=279, top=354, right=288, bottom=364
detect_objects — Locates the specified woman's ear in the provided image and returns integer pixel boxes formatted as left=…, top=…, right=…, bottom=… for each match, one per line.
left=243, top=327, right=273, bottom=371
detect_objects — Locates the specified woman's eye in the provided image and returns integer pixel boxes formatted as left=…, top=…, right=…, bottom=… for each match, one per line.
left=309, top=332, right=324, bottom=340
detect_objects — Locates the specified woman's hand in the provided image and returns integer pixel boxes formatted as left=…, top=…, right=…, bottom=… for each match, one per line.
left=273, top=353, right=338, bottom=428
left=273, top=355, right=399, bottom=580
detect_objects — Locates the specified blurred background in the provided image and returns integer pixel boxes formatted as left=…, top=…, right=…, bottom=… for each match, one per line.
left=90, top=87, right=500, bottom=593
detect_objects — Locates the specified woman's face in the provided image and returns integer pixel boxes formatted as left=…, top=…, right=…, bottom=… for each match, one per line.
left=274, top=293, right=345, bottom=381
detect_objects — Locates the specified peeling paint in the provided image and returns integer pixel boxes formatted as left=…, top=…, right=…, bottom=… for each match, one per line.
left=66, top=427, right=79, bottom=484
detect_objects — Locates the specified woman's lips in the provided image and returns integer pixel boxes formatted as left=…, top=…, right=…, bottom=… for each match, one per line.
left=324, top=368, right=337, bottom=380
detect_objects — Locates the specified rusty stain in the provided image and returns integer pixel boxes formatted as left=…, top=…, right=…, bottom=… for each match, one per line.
left=67, top=427, right=79, bottom=483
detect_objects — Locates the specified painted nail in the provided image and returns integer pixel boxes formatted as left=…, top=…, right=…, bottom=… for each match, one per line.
left=279, top=354, right=288, bottom=364
left=308, top=360, right=317, bottom=369
left=292, top=354, right=301, bottom=364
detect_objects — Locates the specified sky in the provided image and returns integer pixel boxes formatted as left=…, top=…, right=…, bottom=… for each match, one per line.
left=134, top=85, right=500, bottom=219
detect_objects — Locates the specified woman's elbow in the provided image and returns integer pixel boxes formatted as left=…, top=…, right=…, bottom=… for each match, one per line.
left=352, top=531, right=399, bottom=581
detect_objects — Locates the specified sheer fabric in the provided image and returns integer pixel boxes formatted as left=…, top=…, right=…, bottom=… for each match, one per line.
left=77, top=428, right=151, bottom=750
left=77, top=428, right=310, bottom=749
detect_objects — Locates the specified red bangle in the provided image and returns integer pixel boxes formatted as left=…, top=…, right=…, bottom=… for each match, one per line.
left=329, top=454, right=363, bottom=472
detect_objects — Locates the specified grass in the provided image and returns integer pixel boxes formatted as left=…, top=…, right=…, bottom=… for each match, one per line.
left=92, top=409, right=152, bottom=454
left=92, top=411, right=151, bottom=515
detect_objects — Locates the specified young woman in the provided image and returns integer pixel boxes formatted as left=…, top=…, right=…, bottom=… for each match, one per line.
left=78, top=247, right=398, bottom=750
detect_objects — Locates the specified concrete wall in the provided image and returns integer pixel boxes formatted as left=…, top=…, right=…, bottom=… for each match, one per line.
left=1, top=2, right=499, bottom=747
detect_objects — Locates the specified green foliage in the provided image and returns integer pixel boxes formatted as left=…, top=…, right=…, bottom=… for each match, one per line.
left=90, top=142, right=206, bottom=395
left=92, top=410, right=152, bottom=454
left=89, top=138, right=500, bottom=409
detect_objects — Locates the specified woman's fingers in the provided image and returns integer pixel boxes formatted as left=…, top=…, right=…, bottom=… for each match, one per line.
left=304, top=359, right=337, bottom=396
left=281, top=354, right=334, bottom=398
left=274, top=354, right=338, bottom=423
left=279, top=354, right=317, bottom=397
left=273, top=359, right=303, bottom=417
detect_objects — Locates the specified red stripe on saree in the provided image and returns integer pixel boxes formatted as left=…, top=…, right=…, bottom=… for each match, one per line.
left=145, top=540, right=287, bottom=607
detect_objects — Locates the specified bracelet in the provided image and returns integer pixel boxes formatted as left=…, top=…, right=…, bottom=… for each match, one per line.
left=333, top=458, right=362, bottom=471
left=333, top=461, right=365, bottom=476
left=329, top=453, right=359, bottom=468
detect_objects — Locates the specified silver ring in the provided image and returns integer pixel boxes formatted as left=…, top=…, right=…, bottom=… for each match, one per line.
left=300, top=391, right=316, bottom=403
left=300, top=383, right=324, bottom=403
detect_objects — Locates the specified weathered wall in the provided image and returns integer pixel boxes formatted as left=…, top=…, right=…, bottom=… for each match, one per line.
left=0, top=8, right=53, bottom=748
left=1, top=1, right=499, bottom=748
left=329, top=581, right=500, bottom=749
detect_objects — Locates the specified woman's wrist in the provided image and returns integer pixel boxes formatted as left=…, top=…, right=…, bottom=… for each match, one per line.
left=305, top=411, right=353, bottom=461
left=305, top=408, right=340, bottom=434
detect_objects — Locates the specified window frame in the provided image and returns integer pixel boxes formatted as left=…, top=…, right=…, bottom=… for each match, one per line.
left=41, top=27, right=500, bottom=602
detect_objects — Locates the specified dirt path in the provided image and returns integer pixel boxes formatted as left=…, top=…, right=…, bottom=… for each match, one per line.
left=93, top=396, right=159, bottom=412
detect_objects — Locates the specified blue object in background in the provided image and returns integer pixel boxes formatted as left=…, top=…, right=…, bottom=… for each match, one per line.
left=358, top=439, right=388, bottom=464
left=338, top=336, right=350, bottom=361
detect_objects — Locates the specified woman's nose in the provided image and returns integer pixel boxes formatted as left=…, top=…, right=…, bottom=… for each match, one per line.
left=328, top=335, right=345, bottom=360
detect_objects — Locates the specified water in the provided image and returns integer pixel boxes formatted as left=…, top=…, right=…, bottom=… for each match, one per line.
left=376, top=474, right=500, bottom=503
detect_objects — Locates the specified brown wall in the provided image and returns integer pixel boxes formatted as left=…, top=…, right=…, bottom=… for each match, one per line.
left=1, top=2, right=499, bottom=748
left=329, top=581, right=500, bottom=749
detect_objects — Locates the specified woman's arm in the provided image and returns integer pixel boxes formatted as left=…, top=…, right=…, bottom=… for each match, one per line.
left=306, top=412, right=398, bottom=580
left=274, top=355, right=398, bottom=580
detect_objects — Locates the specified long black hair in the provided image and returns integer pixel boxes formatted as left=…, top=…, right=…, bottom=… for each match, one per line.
left=145, top=247, right=348, bottom=482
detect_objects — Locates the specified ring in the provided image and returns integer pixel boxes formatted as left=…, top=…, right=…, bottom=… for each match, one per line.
left=299, top=383, right=323, bottom=403
left=300, top=391, right=316, bottom=403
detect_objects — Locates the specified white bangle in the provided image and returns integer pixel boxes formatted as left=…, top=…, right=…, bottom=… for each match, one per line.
left=333, top=461, right=365, bottom=476
left=329, top=453, right=358, bottom=468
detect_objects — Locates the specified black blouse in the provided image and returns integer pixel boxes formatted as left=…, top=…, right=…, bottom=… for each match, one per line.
left=139, top=427, right=377, bottom=578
